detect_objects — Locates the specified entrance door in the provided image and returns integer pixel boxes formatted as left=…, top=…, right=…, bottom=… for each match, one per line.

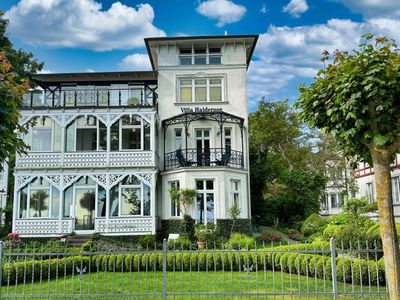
left=195, top=129, right=210, bottom=166
left=75, top=187, right=95, bottom=231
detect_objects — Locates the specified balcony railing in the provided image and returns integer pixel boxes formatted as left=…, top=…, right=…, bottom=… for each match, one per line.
left=164, top=148, right=243, bottom=170
left=21, top=87, right=157, bottom=109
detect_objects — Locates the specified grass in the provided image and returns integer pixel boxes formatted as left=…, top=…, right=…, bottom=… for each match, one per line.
left=1, top=270, right=387, bottom=299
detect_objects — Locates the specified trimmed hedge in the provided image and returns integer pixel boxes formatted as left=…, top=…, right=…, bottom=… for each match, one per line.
left=2, top=248, right=385, bottom=287
left=216, top=219, right=252, bottom=239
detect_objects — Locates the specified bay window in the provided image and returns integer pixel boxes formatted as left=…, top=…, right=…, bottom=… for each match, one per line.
left=195, top=179, right=215, bottom=224
left=178, top=77, right=223, bottom=103
left=169, top=181, right=180, bottom=217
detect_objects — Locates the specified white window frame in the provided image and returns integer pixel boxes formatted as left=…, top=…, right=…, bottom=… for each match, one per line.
left=169, top=180, right=181, bottom=218
left=114, top=115, right=145, bottom=151
left=366, top=182, right=375, bottom=203
left=29, top=117, right=54, bottom=152
left=179, top=46, right=222, bottom=65
left=178, top=77, right=224, bottom=103
left=119, top=181, right=143, bottom=216
left=224, top=127, right=233, bottom=150
left=230, top=179, right=240, bottom=208
left=74, top=116, right=105, bottom=152
left=195, top=178, right=216, bottom=225
left=174, top=128, right=183, bottom=150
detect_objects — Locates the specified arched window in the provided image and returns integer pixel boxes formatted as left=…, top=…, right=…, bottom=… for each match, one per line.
left=110, top=115, right=150, bottom=151
left=24, top=117, right=61, bottom=152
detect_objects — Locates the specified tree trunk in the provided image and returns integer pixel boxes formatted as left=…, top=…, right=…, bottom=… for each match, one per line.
left=372, top=149, right=400, bottom=299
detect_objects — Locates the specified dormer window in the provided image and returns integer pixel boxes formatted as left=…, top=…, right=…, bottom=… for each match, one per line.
left=179, top=47, right=221, bottom=65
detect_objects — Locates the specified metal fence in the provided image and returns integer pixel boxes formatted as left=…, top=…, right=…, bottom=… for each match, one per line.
left=0, top=238, right=389, bottom=299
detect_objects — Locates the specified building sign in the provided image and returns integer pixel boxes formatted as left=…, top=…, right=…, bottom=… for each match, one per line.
left=181, top=107, right=223, bottom=113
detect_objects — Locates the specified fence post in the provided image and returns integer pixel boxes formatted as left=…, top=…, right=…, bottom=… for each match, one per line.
left=330, top=238, right=338, bottom=300
left=162, top=238, right=167, bottom=300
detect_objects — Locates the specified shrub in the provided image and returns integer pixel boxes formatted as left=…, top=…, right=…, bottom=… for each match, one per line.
left=301, top=213, right=326, bottom=236
left=81, top=240, right=95, bottom=252
left=139, top=235, right=156, bottom=249
left=287, top=229, right=301, bottom=240
left=227, top=233, right=255, bottom=250
left=323, top=225, right=343, bottom=239
left=168, top=236, right=192, bottom=250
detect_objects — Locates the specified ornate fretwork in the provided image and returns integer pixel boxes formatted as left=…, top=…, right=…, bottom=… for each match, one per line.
left=62, top=175, right=80, bottom=189
left=108, top=174, right=126, bottom=189
left=140, top=113, right=153, bottom=124
left=95, top=217, right=152, bottom=233
left=16, top=175, right=35, bottom=190
left=136, top=173, right=153, bottom=187
left=89, top=174, right=107, bottom=188
left=43, top=175, right=62, bottom=190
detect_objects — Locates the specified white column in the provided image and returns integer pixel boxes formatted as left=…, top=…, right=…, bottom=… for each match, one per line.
left=12, top=175, right=19, bottom=233
left=151, top=172, right=156, bottom=234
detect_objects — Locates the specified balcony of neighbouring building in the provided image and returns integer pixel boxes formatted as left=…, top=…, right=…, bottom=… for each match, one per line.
left=21, top=71, right=158, bottom=109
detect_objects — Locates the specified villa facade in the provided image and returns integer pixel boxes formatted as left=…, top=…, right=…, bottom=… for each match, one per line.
left=11, top=35, right=258, bottom=236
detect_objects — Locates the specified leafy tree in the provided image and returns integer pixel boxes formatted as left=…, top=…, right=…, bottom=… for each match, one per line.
left=0, top=11, right=43, bottom=168
left=296, top=33, right=400, bottom=297
left=169, top=187, right=197, bottom=216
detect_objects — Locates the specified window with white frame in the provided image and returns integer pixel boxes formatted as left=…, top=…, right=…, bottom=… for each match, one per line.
left=366, top=182, right=375, bottom=203
left=109, top=176, right=151, bottom=217
left=179, top=47, right=221, bottom=65
left=224, top=128, right=232, bottom=151
left=231, top=180, right=240, bottom=207
left=178, top=78, right=223, bottom=103
left=330, top=193, right=344, bottom=208
left=195, top=179, right=215, bottom=224
left=392, top=176, right=400, bottom=204
left=18, top=178, right=60, bottom=219
left=66, top=116, right=106, bottom=151
left=26, top=116, right=61, bottom=152
left=169, top=180, right=181, bottom=217
left=174, top=128, right=183, bottom=150
left=110, top=115, right=151, bottom=151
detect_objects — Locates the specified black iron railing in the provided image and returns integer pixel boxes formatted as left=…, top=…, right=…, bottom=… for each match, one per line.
left=21, top=87, right=157, bottom=109
left=164, top=148, right=243, bottom=170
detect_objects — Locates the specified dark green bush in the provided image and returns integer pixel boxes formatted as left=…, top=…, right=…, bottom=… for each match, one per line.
left=301, top=213, right=326, bottom=236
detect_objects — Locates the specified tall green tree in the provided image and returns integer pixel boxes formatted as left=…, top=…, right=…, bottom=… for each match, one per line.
left=0, top=11, right=43, bottom=168
left=296, top=34, right=400, bottom=298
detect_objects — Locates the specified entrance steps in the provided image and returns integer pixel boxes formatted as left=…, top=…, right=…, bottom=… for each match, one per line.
left=68, top=234, right=92, bottom=247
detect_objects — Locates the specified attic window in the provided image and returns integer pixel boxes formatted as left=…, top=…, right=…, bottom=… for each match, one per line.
left=179, top=47, right=221, bottom=65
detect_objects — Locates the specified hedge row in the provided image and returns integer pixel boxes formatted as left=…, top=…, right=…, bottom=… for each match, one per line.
left=269, top=242, right=330, bottom=252
left=2, top=249, right=385, bottom=286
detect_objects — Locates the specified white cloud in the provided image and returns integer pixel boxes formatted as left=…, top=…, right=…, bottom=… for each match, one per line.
left=196, top=0, right=246, bottom=27
left=282, top=0, right=309, bottom=18
left=5, top=0, right=165, bottom=51
left=119, top=53, right=152, bottom=70
left=260, top=4, right=268, bottom=14
left=336, top=0, right=400, bottom=19
left=247, top=18, right=400, bottom=108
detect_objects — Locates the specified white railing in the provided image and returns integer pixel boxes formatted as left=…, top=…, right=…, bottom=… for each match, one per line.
left=16, top=151, right=155, bottom=169
left=95, top=217, right=153, bottom=234
left=14, top=218, right=73, bottom=236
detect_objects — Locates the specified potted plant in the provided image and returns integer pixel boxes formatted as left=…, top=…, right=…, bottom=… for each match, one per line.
left=194, top=223, right=217, bottom=249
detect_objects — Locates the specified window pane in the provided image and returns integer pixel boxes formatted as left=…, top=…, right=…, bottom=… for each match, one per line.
left=179, top=57, right=192, bottom=65
left=121, top=187, right=141, bottom=215
left=29, top=188, right=49, bottom=217
left=196, top=193, right=204, bottom=224
left=209, top=56, right=221, bottom=64
left=194, top=48, right=206, bottom=54
left=111, top=122, right=119, bottom=150
left=19, top=187, right=28, bottom=218
left=194, top=56, right=206, bottom=64
left=180, top=49, right=191, bottom=54
left=109, top=185, right=119, bottom=217
left=97, top=186, right=106, bottom=217
left=76, top=128, right=97, bottom=151
left=180, top=79, right=192, bottom=86
left=206, top=193, right=214, bottom=224
left=144, top=120, right=151, bottom=150
left=122, top=128, right=141, bottom=149
left=32, top=129, right=52, bottom=151
left=180, top=87, right=192, bottom=102
left=53, top=123, right=62, bottom=152
left=206, top=180, right=213, bottom=190
left=195, top=79, right=207, bottom=85
left=76, top=188, right=95, bottom=230
left=210, top=87, right=222, bottom=101
left=210, top=79, right=222, bottom=84
left=99, top=122, right=107, bottom=150
left=196, top=180, right=204, bottom=190
left=122, top=115, right=141, bottom=125
left=209, top=48, right=221, bottom=53
left=51, top=187, right=60, bottom=218
left=143, top=184, right=151, bottom=216
left=195, top=87, right=207, bottom=102
left=66, top=123, right=75, bottom=152
left=63, top=186, right=73, bottom=217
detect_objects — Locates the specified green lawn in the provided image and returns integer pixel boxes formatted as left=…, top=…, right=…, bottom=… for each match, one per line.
left=1, top=271, right=387, bottom=299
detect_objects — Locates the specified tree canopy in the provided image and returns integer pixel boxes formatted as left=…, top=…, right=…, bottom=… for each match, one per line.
left=296, top=33, right=400, bottom=298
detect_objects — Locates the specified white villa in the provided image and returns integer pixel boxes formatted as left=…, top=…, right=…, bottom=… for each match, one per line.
left=11, top=35, right=258, bottom=236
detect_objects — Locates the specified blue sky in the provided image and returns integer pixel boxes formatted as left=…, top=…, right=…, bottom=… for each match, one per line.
left=1, top=0, right=399, bottom=110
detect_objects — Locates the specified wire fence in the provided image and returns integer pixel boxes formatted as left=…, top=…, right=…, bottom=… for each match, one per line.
left=0, top=238, right=389, bottom=299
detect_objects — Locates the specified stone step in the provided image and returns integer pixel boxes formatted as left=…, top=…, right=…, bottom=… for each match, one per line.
left=67, top=234, right=92, bottom=247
